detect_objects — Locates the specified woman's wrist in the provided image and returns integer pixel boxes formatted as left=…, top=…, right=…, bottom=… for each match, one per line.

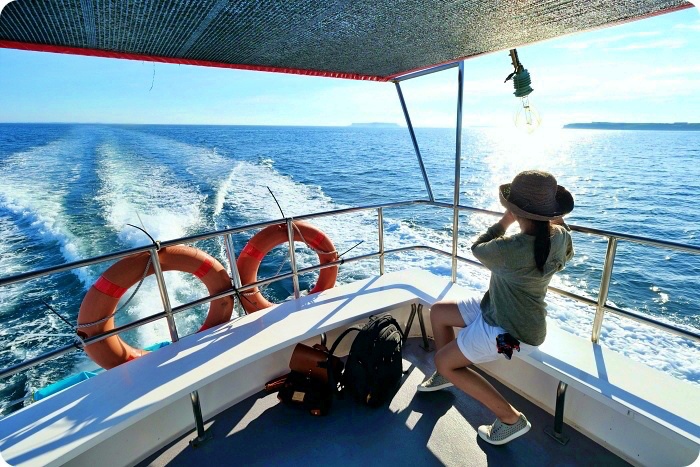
left=498, top=212, right=515, bottom=229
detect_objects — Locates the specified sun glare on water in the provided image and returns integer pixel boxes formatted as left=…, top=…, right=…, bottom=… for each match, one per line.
left=481, top=125, right=574, bottom=187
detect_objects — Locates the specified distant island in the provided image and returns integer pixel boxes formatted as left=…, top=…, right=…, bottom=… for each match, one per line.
left=563, top=122, right=700, bottom=131
left=350, top=122, right=400, bottom=128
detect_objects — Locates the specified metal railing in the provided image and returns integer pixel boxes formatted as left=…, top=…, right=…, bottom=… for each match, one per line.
left=1, top=199, right=699, bottom=386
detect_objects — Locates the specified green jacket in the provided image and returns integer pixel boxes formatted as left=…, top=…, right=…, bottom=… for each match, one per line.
left=471, top=222, right=574, bottom=346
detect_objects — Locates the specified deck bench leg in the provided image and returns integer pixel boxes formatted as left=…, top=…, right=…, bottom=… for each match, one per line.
left=189, top=390, right=213, bottom=447
left=404, top=303, right=431, bottom=351
left=544, top=381, right=570, bottom=445
left=404, top=304, right=417, bottom=344
left=416, top=304, right=430, bottom=351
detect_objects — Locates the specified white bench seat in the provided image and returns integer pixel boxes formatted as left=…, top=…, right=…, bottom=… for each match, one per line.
left=0, top=269, right=448, bottom=467
left=530, top=325, right=700, bottom=444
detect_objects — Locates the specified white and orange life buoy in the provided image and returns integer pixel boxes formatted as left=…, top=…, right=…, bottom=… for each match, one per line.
left=237, top=221, right=338, bottom=313
left=78, top=245, right=234, bottom=369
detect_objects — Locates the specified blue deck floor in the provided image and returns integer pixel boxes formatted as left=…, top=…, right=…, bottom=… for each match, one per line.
left=140, top=338, right=629, bottom=466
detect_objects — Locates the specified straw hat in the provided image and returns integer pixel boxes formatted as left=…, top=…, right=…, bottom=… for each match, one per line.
left=499, top=170, right=574, bottom=221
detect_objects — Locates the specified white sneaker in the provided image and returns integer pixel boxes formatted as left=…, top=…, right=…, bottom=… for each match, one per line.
left=478, top=414, right=531, bottom=445
left=417, top=371, right=453, bottom=392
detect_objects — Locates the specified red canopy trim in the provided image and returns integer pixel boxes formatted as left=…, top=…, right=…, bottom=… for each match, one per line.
left=0, top=40, right=390, bottom=82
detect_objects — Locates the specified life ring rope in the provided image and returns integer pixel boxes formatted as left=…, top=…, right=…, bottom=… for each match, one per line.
left=236, top=221, right=338, bottom=313
left=238, top=221, right=337, bottom=299
left=239, top=222, right=338, bottom=262
left=292, top=222, right=337, bottom=256
left=76, top=255, right=153, bottom=329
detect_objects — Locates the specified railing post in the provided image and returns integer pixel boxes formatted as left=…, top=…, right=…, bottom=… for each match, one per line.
left=592, top=237, right=618, bottom=343
left=451, top=61, right=465, bottom=283
left=153, top=247, right=213, bottom=448
left=150, top=247, right=179, bottom=343
left=224, top=233, right=243, bottom=290
left=286, top=218, right=301, bottom=299
left=378, top=207, right=385, bottom=275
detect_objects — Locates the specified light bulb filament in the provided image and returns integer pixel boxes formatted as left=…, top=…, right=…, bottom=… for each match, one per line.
left=521, top=96, right=534, bottom=126
left=514, top=96, right=541, bottom=133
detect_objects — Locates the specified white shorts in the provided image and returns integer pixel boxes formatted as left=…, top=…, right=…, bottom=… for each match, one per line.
left=456, top=293, right=538, bottom=364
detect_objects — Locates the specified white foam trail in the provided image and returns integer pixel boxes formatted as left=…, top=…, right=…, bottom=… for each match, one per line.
left=90, top=132, right=241, bottom=347
left=224, top=160, right=337, bottom=221
left=0, top=216, right=29, bottom=316
left=95, top=141, right=206, bottom=244
left=113, top=128, right=232, bottom=185
left=0, top=216, right=25, bottom=277
left=0, top=136, right=92, bottom=284
left=221, top=160, right=380, bottom=281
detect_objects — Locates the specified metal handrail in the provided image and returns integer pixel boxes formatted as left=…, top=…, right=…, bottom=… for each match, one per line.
left=0, top=200, right=421, bottom=288
left=1, top=200, right=698, bottom=386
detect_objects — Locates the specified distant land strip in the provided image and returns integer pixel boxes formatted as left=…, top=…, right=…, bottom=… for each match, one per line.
left=350, top=122, right=400, bottom=127
left=564, top=122, right=700, bottom=131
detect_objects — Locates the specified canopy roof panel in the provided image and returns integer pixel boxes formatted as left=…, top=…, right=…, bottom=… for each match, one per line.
left=0, top=0, right=693, bottom=81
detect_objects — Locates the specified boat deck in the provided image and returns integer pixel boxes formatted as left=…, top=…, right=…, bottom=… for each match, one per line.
left=140, top=338, right=629, bottom=466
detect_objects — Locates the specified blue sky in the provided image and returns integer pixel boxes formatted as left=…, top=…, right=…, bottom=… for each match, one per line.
left=0, top=4, right=698, bottom=128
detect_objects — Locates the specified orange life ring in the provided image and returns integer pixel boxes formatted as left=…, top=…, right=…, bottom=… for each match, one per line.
left=77, top=245, right=234, bottom=369
left=237, top=221, right=338, bottom=313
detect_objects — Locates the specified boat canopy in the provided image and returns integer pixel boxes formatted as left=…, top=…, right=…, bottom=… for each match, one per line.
left=0, top=0, right=693, bottom=81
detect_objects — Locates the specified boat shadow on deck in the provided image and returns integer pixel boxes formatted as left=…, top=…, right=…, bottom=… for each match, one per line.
left=141, top=338, right=629, bottom=467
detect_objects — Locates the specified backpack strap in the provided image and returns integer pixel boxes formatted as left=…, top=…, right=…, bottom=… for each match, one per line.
left=325, top=326, right=362, bottom=393
left=327, top=326, right=362, bottom=358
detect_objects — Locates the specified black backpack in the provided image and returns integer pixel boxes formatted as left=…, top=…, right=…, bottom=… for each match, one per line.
left=329, top=313, right=405, bottom=407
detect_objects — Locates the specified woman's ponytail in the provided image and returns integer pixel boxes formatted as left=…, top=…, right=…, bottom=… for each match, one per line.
left=533, top=220, right=552, bottom=272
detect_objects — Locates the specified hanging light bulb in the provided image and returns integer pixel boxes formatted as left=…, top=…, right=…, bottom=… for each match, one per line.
left=505, top=49, right=541, bottom=133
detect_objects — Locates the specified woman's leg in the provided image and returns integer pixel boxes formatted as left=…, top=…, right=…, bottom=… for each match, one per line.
left=435, top=339, right=520, bottom=424
left=429, top=301, right=466, bottom=351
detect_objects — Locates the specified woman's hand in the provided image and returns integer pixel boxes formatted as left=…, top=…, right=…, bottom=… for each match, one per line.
left=498, top=210, right=516, bottom=229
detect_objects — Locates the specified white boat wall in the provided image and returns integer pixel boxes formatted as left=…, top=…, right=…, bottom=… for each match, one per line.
left=0, top=1, right=698, bottom=466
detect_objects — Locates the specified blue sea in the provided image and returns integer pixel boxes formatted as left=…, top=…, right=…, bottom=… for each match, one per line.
left=0, top=123, right=699, bottom=413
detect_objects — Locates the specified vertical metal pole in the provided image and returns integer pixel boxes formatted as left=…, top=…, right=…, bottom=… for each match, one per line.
left=592, top=237, right=618, bottom=343
left=544, top=381, right=570, bottom=445
left=224, top=233, right=243, bottom=289
left=150, top=248, right=179, bottom=343
left=286, top=218, right=301, bottom=299
left=451, top=62, right=465, bottom=283
left=553, top=382, right=567, bottom=434
left=188, top=390, right=212, bottom=447
left=152, top=249, right=211, bottom=446
left=378, top=207, right=385, bottom=275
left=395, top=81, right=434, bottom=202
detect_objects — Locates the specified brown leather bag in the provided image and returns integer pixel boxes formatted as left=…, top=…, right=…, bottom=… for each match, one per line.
left=289, top=343, right=343, bottom=384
